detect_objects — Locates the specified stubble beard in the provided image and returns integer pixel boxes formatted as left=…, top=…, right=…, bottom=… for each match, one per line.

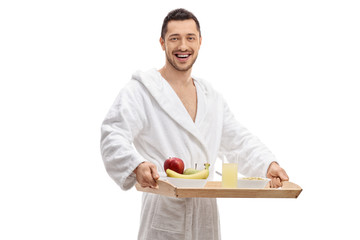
left=166, top=51, right=198, bottom=72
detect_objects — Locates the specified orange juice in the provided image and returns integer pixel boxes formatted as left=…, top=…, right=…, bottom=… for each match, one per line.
left=222, top=163, right=238, bottom=188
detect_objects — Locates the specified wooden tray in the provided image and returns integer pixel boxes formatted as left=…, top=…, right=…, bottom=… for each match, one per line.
left=135, top=179, right=302, bottom=198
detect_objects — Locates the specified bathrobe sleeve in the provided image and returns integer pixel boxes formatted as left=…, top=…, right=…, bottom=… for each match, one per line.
left=100, top=81, right=148, bottom=190
left=219, top=100, right=277, bottom=177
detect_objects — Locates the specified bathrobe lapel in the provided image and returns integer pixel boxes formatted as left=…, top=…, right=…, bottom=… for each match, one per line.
left=134, top=69, right=210, bottom=161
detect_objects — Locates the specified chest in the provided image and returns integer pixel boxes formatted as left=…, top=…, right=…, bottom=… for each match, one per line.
left=173, top=85, right=198, bottom=122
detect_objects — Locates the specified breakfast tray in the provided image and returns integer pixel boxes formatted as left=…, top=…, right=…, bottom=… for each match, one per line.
left=135, top=179, right=302, bottom=198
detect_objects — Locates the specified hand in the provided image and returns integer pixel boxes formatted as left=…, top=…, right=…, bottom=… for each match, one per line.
left=133, top=162, right=160, bottom=189
left=266, top=162, right=289, bottom=188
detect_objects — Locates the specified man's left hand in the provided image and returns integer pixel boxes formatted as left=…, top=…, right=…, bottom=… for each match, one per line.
left=266, top=162, right=289, bottom=188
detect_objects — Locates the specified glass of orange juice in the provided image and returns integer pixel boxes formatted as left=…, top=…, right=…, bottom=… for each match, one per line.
left=221, top=155, right=238, bottom=188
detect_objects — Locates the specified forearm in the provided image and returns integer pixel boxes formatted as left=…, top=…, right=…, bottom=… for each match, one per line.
left=100, top=106, right=146, bottom=190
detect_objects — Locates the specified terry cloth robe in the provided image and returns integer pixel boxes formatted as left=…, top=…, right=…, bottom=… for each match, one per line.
left=100, top=69, right=277, bottom=240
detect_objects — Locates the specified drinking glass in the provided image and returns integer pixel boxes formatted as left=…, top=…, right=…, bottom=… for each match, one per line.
left=221, top=154, right=238, bottom=188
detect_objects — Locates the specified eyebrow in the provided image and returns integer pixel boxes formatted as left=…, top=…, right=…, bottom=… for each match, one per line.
left=168, top=33, right=197, bottom=38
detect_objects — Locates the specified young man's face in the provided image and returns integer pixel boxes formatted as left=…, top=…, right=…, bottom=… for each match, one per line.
left=160, top=19, right=202, bottom=72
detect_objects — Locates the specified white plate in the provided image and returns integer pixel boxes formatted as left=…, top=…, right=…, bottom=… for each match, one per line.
left=166, top=177, right=207, bottom=188
left=237, top=178, right=270, bottom=189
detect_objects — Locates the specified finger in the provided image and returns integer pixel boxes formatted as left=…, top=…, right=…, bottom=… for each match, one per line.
left=139, top=177, right=151, bottom=188
left=137, top=175, right=147, bottom=188
left=275, top=178, right=279, bottom=188
left=140, top=179, right=150, bottom=188
left=270, top=177, right=281, bottom=188
left=139, top=171, right=154, bottom=188
left=275, top=177, right=282, bottom=188
left=270, top=178, right=275, bottom=188
left=149, top=175, right=158, bottom=188
left=141, top=169, right=157, bottom=188
left=149, top=184, right=159, bottom=189
left=149, top=165, right=159, bottom=189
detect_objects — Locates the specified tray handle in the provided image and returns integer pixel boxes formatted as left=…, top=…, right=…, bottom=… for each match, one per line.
left=135, top=179, right=176, bottom=197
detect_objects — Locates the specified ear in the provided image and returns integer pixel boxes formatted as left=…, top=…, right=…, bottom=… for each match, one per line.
left=159, top=37, right=165, bottom=51
left=199, top=36, right=202, bottom=48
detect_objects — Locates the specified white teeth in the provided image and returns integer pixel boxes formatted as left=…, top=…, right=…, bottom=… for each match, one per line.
left=177, top=54, right=189, bottom=58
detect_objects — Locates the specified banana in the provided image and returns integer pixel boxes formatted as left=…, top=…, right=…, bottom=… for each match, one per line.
left=183, top=168, right=199, bottom=175
left=166, top=168, right=209, bottom=179
left=166, top=163, right=210, bottom=179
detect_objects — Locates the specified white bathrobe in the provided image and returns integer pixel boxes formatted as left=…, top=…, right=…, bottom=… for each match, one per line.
left=100, top=69, right=277, bottom=240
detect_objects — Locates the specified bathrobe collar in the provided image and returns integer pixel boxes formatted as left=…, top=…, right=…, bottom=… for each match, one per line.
left=132, top=69, right=209, bottom=159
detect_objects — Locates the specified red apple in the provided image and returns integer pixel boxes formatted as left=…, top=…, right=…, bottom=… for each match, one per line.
left=164, top=157, right=184, bottom=174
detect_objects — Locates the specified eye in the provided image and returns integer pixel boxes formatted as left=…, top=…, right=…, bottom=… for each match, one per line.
left=170, top=37, right=178, bottom=41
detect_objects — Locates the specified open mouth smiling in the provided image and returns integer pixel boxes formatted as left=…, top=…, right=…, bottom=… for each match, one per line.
left=174, top=53, right=192, bottom=61
left=176, top=54, right=190, bottom=58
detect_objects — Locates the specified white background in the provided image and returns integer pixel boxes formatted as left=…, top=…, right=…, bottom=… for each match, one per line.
left=1, top=0, right=359, bottom=239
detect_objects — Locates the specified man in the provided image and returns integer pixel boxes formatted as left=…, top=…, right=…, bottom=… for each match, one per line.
left=100, top=8, right=289, bottom=240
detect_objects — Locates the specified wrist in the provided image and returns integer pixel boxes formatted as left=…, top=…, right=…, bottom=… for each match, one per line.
left=133, top=161, right=146, bottom=174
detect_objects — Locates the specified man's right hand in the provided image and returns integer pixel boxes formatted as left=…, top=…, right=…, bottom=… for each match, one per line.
left=133, top=161, right=160, bottom=189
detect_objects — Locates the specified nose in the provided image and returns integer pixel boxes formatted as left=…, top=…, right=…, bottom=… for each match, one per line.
left=178, top=38, right=188, bottom=51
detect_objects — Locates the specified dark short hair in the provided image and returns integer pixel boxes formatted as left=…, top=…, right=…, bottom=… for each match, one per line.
left=161, top=8, right=201, bottom=39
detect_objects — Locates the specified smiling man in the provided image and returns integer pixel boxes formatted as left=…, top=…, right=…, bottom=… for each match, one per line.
left=101, top=8, right=289, bottom=240
left=160, top=18, right=201, bottom=72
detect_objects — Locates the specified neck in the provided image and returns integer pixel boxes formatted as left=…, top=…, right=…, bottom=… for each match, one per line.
left=159, top=64, right=193, bottom=86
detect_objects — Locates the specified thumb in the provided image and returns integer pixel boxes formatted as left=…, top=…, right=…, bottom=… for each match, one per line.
left=150, top=164, right=160, bottom=180
left=278, top=170, right=289, bottom=181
